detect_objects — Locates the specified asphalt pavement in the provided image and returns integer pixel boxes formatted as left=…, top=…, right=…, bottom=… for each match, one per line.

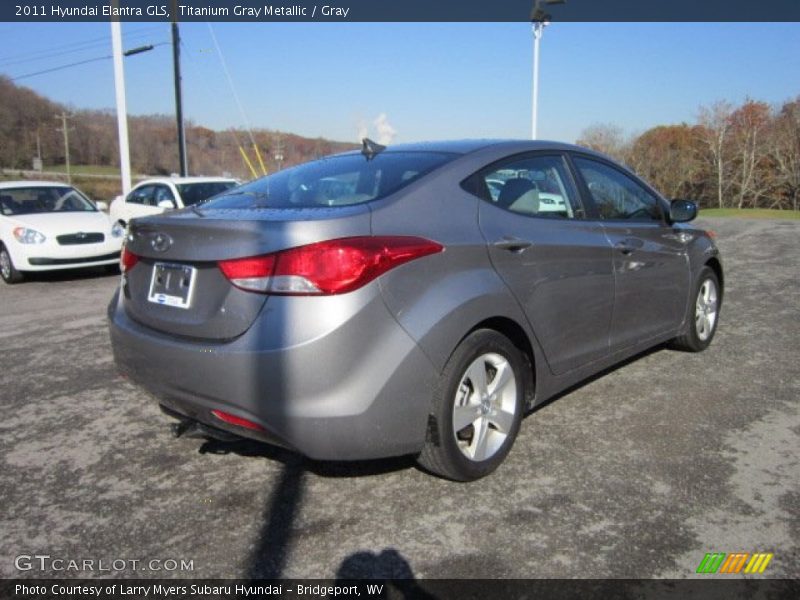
left=0, top=217, right=797, bottom=580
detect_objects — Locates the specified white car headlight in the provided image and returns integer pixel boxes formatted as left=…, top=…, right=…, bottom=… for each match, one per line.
left=111, top=222, right=125, bottom=238
left=13, top=227, right=46, bottom=244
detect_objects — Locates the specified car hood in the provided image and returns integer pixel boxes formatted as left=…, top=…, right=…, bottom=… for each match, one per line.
left=6, top=211, right=113, bottom=234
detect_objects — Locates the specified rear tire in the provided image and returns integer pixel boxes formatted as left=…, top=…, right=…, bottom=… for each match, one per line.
left=0, top=244, right=24, bottom=284
left=671, top=266, right=720, bottom=352
left=418, top=329, right=525, bottom=482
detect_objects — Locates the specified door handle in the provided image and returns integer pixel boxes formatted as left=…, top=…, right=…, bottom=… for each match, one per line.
left=494, top=236, right=533, bottom=253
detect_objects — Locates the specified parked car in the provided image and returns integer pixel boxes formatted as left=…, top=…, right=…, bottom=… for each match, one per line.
left=1, top=181, right=124, bottom=284
left=109, top=140, right=723, bottom=481
left=109, top=177, right=238, bottom=226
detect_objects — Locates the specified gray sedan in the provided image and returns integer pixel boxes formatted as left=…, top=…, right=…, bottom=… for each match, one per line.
left=109, top=140, right=722, bottom=481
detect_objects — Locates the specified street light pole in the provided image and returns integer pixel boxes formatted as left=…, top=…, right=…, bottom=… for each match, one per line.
left=531, top=20, right=545, bottom=140
left=530, top=0, right=565, bottom=140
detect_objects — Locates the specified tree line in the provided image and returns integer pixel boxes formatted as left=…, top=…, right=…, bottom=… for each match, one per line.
left=0, top=76, right=354, bottom=181
left=2, top=77, right=797, bottom=210
left=577, top=97, right=800, bottom=211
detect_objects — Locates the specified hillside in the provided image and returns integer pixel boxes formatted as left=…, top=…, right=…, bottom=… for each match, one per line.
left=0, top=76, right=356, bottom=188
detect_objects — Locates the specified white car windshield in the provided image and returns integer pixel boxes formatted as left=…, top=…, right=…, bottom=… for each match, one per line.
left=0, top=186, right=97, bottom=215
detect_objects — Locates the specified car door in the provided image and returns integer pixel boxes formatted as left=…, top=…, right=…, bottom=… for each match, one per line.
left=570, top=155, right=690, bottom=351
left=470, top=153, right=615, bottom=375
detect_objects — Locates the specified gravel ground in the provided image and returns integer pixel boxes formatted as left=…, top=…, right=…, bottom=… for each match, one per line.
left=0, top=217, right=797, bottom=580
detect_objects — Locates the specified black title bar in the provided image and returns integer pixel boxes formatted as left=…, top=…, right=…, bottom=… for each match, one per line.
left=4, top=0, right=800, bottom=22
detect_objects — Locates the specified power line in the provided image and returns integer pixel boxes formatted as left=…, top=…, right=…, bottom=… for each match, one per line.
left=9, top=42, right=169, bottom=81
left=11, top=55, right=111, bottom=81
left=0, top=26, right=163, bottom=64
left=207, top=23, right=257, bottom=147
left=0, top=30, right=160, bottom=68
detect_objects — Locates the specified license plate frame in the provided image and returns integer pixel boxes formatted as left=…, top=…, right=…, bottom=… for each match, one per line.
left=147, top=262, right=196, bottom=309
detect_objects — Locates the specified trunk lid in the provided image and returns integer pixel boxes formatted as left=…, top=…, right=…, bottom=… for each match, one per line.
left=122, top=205, right=371, bottom=340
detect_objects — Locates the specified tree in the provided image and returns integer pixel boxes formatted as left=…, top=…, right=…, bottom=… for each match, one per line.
left=629, top=124, right=705, bottom=200
left=767, top=98, right=800, bottom=211
left=728, top=99, right=771, bottom=208
left=697, top=101, right=735, bottom=208
left=576, top=123, right=630, bottom=164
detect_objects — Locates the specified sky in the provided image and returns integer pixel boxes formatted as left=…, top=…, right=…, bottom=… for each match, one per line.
left=0, top=22, right=798, bottom=144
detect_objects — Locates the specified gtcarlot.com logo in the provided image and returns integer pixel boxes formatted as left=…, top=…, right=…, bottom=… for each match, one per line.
left=696, top=552, right=773, bottom=574
left=15, top=554, right=194, bottom=573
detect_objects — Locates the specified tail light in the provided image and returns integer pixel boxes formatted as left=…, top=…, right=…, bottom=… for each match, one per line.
left=218, top=236, right=443, bottom=295
left=211, top=410, right=266, bottom=432
left=121, top=246, right=139, bottom=272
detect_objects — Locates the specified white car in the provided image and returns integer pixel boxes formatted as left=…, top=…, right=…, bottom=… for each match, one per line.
left=109, top=177, right=238, bottom=226
left=0, top=181, right=124, bottom=284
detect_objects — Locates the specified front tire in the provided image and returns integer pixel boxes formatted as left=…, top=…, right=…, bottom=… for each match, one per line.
left=0, top=244, right=24, bottom=284
left=418, top=329, right=525, bottom=481
left=671, top=266, right=720, bottom=352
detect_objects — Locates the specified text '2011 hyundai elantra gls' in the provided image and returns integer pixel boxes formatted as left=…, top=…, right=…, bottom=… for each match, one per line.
left=109, top=140, right=722, bottom=481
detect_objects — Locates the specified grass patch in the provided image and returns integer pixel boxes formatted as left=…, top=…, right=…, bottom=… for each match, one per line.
left=700, top=208, right=800, bottom=220
left=45, top=164, right=122, bottom=176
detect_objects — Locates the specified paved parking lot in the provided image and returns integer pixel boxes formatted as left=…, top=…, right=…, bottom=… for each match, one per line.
left=1, top=217, right=797, bottom=580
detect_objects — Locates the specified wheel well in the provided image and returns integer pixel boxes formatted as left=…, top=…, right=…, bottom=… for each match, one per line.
left=470, top=317, right=536, bottom=408
left=705, top=257, right=724, bottom=298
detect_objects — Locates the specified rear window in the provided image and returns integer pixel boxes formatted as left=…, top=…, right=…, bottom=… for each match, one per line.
left=204, top=151, right=456, bottom=209
left=177, top=181, right=238, bottom=206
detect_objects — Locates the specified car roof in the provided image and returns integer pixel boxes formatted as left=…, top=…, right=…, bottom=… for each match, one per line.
left=337, top=139, right=607, bottom=158
left=0, top=180, right=76, bottom=190
left=134, top=176, right=237, bottom=186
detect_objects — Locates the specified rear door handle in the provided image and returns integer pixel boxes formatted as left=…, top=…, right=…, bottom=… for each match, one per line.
left=494, top=236, right=533, bottom=253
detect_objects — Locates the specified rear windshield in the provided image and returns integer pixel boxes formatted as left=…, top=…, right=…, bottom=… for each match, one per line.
left=204, top=151, right=456, bottom=209
left=0, top=186, right=96, bottom=215
left=177, top=181, right=238, bottom=206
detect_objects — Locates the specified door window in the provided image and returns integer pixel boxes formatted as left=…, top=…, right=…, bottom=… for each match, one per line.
left=153, top=185, right=176, bottom=206
left=127, top=185, right=156, bottom=206
left=466, top=155, right=581, bottom=219
left=572, top=157, right=662, bottom=222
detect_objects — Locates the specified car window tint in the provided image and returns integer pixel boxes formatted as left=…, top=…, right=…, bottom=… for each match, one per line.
left=572, top=157, right=662, bottom=222
left=469, top=155, right=580, bottom=219
left=128, top=185, right=155, bottom=206
left=177, top=181, right=237, bottom=206
left=153, top=185, right=176, bottom=204
left=204, top=152, right=457, bottom=209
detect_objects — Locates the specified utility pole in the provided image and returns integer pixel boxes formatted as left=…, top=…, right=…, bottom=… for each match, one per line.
left=172, top=0, right=188, bottom=176
left=273, top=134, right=285, bottom=171
left=55, top=112, right=74, bottom=183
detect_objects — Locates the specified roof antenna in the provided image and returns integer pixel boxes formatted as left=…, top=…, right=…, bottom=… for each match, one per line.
left=361, top=137, right=386, bottom=160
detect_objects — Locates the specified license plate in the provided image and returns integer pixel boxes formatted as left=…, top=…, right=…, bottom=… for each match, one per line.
left=147, top=263, right=196, bottom=309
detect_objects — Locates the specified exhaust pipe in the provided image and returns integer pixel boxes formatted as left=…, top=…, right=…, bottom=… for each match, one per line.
left=170, top=418, right=241, bottom=442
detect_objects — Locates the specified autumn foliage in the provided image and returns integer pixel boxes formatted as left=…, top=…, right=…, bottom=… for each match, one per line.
left=578, top=97, right=800, bottom=211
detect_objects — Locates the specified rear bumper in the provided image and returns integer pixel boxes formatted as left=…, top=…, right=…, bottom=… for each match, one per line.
left=108, top=287, right=438, bottom=460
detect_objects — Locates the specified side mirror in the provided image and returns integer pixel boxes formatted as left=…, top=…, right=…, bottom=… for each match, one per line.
left=157, top=199, right=177, bottom=209
left=95, top=201, right=109, bottom=211
left=670, top=199, right=697, bottom=223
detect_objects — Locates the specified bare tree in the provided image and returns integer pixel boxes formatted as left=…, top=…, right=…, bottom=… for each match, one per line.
left=768, top=98, right=800, bottom=211
left=697, top=101, right=735, bottom=208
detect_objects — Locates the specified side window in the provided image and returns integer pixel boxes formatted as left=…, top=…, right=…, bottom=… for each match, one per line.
left=466, top=155, right=581, bottom=219
left=572, top=157, right=662, bottom=222
left=153, top=185, right=176, bottom=205
left=127, top=185, right=154, bottom=206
